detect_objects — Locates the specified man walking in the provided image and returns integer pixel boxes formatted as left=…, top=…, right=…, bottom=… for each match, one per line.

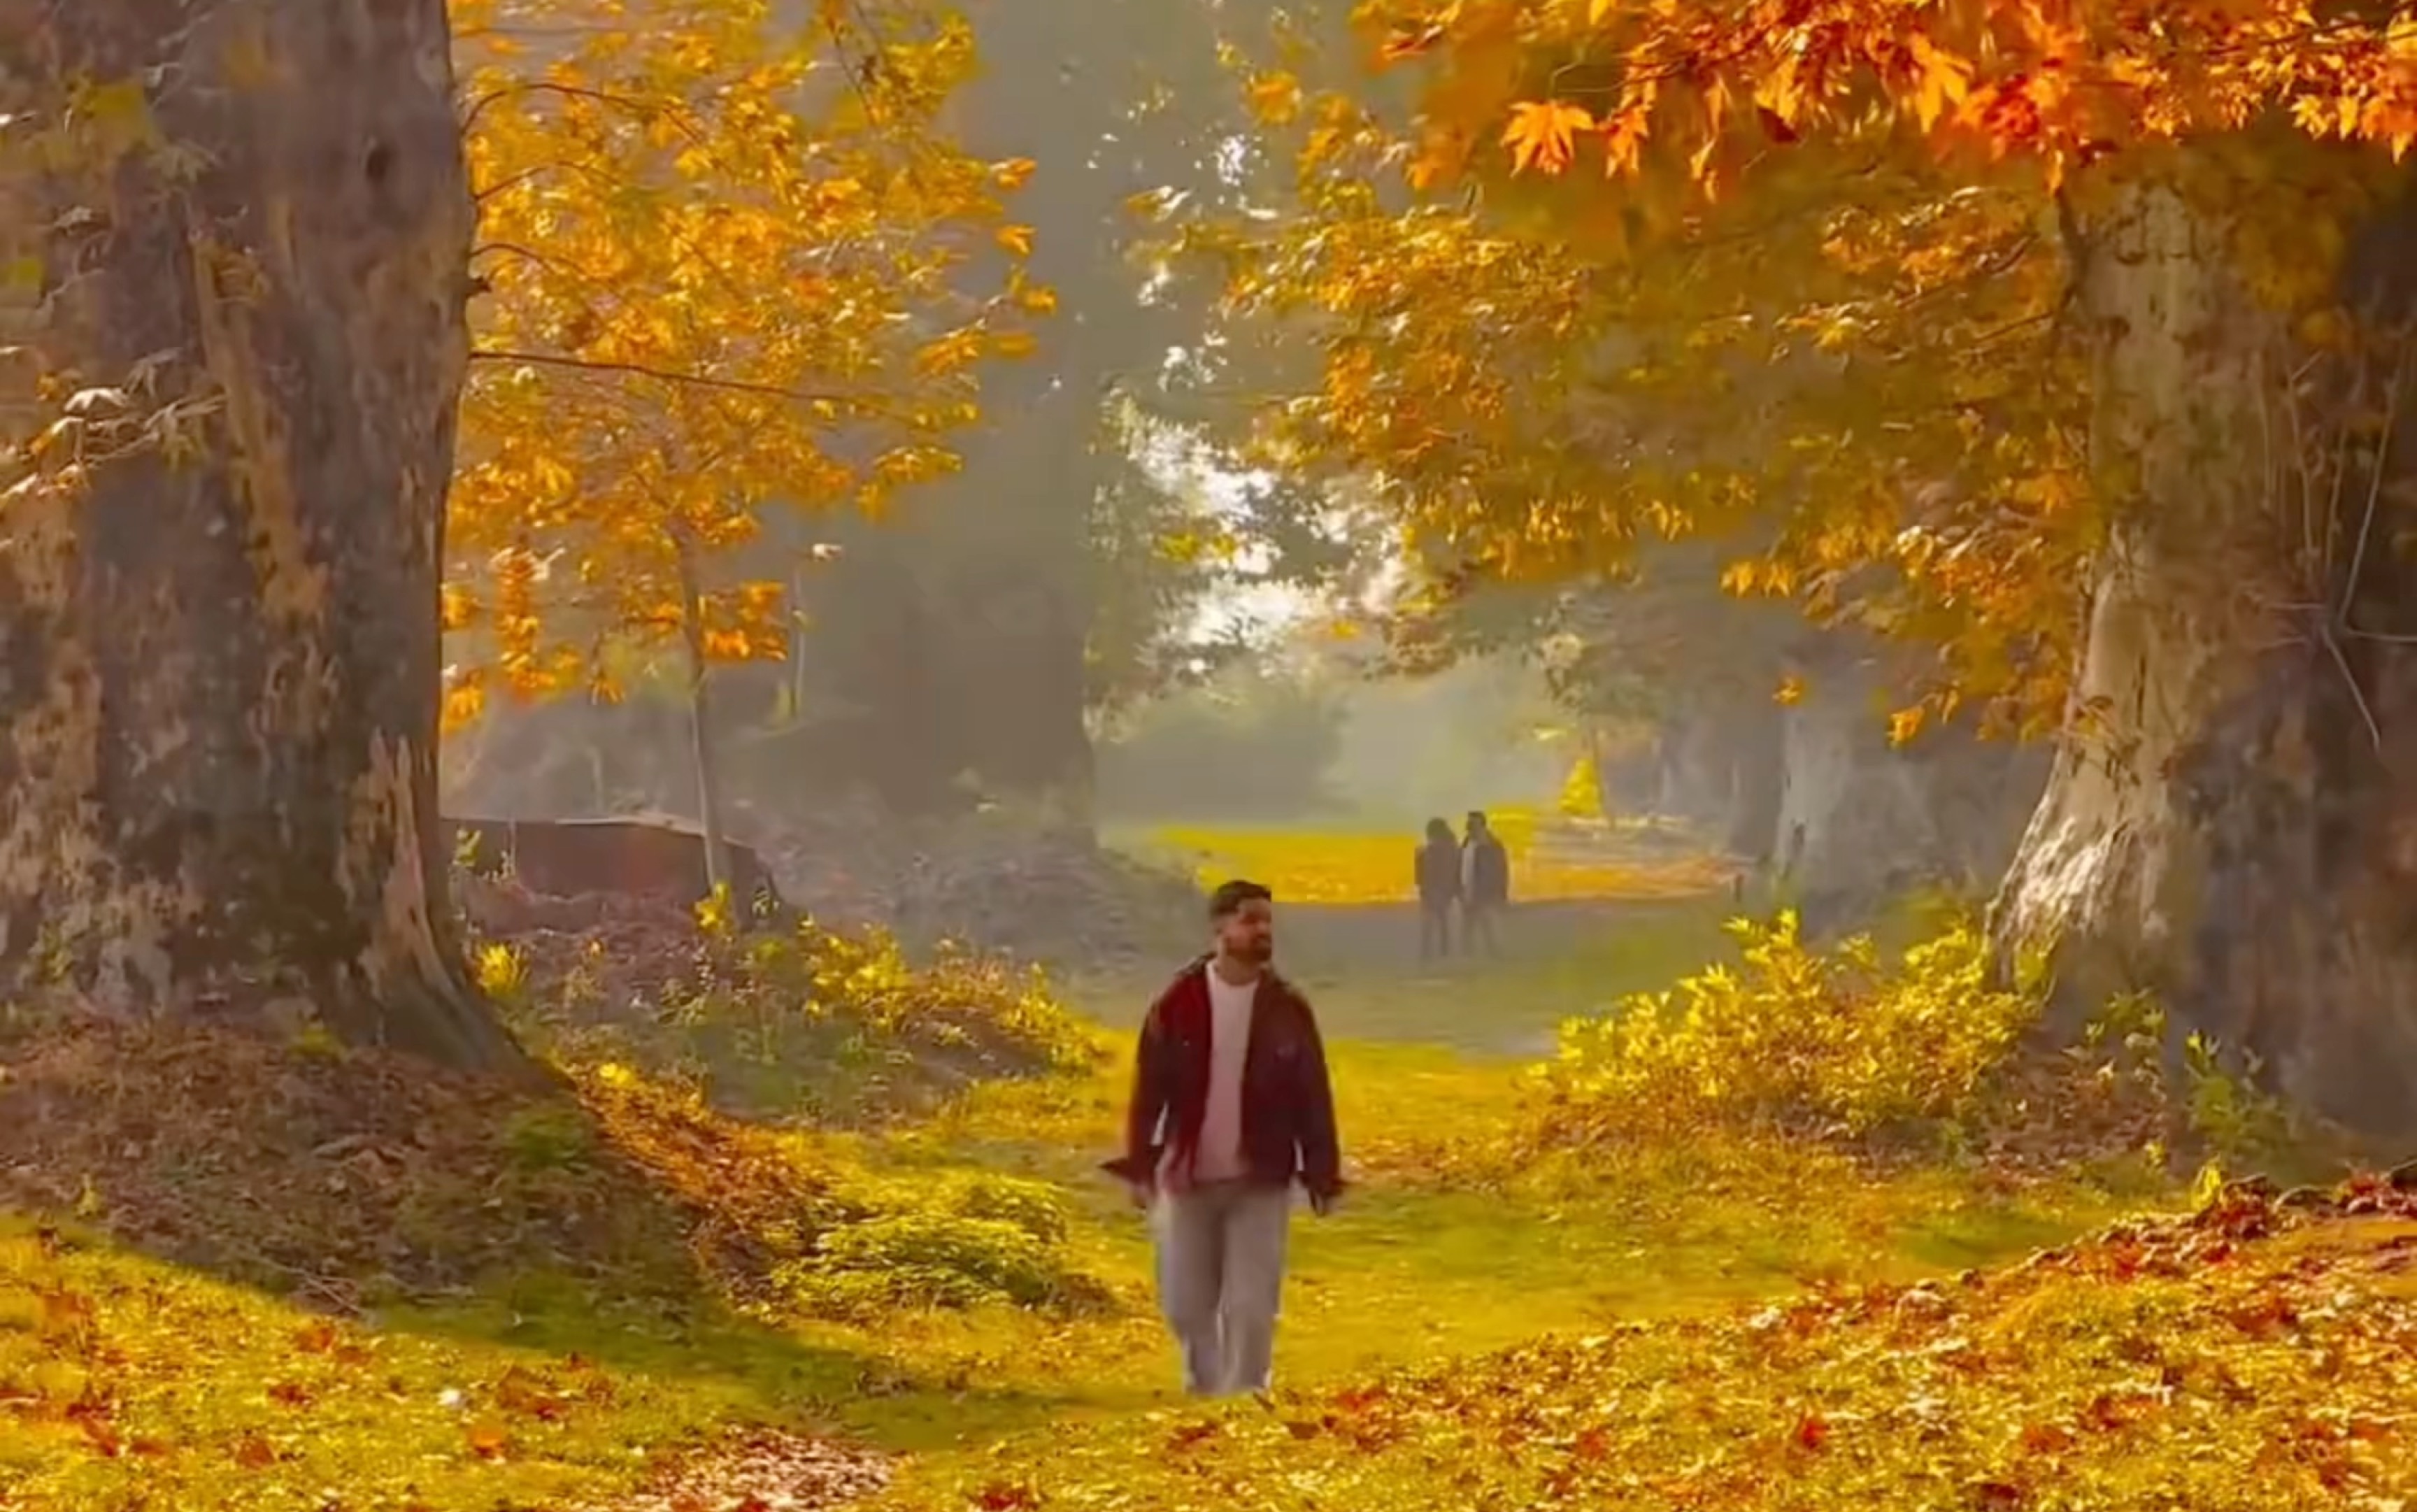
left=1106, top=879, right=1343, bottom=1398
left=1460, top=810, right=1510, bottom=956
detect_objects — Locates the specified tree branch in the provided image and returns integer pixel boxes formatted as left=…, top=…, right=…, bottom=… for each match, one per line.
left=458, top=81, right=705, bottom=143
left=469, top=348, right=882, bottom=410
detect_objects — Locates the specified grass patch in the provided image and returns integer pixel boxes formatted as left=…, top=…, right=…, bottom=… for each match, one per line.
left=0, top=1215, right=780, bottom=1511
left=1115, top=818, right=1732, bottom=905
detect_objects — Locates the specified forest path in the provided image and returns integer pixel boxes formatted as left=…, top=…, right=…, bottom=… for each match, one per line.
left=1095, top=819, right=1744, bottom=1055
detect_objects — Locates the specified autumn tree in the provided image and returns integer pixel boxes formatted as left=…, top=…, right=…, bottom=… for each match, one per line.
left=0, top=0, right=519, bottom=1066
left=443, top=0, right=1039, bottom=876
left=1202, top=2, right=2417, bottom=1132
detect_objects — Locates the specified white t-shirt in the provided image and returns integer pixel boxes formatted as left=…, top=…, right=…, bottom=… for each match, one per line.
left=1192, top=967, right=1259, bottom=1182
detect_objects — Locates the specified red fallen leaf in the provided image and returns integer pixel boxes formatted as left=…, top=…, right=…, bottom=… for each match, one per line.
left=267, top=1381, right=311, bottom=1408
left=2019, top=1421, right=2074, bottom=1454
left=1574, top=1425, right=1611, bottom=1462
left=496, top=1365, right=565, bottom=1421
left=1283, top=1418, right=1321, bottom=1440
left=1756, top=106, right=1802, bottom=143
left=466, top=1419, right=511, bottom=1460
left=76, top=1413, right=123, bottom=1458
left=1794, top=1411, right=1831, bottom=1450
left=233, top=1433, right=278, bottom=1469
left=1167, top=1420, right=1220, bottom=1451
left=293, top=1320, right=341, bottom=1354
left=130, top=1436, right=172, bottom=1457
left=1974, top=1479, right=2027, bottom=1508
left=734, top=1498, right=773, bottom=1512
left=973, top=1481, right=1039, bottom=1511
left=37, top=1289, right=97, bottom=1341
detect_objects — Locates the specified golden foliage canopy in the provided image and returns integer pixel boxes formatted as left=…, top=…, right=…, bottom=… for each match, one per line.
left=443, top=0, right=1046, bottom=724
left=1175, top=2, right=2417, bottom=730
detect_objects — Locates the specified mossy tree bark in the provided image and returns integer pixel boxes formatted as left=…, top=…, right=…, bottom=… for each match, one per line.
left=1992, top=145, right=2417, bottom=1140
left=0, top=0, right=522, bottom=1069
left=1775, top=636, right=2046, bottom=932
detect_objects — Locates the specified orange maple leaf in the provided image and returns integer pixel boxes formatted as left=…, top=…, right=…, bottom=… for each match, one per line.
left=1503, top=100, right=1595, bottom=174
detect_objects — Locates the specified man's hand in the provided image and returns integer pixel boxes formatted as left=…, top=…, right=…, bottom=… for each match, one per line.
left=1126, top=1179, right=1153, bottom=1211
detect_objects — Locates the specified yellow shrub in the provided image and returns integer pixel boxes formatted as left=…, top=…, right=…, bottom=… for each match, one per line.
left=1556, top=755, right=1604, bottom=820
left=1530, top=912, right=2044, bottom=1150
left=496, top=914, right=1096, bottom=1126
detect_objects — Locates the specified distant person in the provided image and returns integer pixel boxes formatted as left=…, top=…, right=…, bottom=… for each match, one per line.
left=1105, top=879, right=1343, bottom=1399
left=1414, top=817, right=1462, bottom=960
left=1460, top=810, right=1510, bottom=956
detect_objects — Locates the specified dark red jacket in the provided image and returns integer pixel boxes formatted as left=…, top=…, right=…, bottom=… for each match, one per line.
left=1104, top=957, right=1343, bottom=1199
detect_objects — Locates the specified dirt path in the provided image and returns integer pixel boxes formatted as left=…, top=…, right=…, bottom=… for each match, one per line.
left=1072, top=893, right=1736, bottom=1059
left=1271, top=897, right=1681, bottom=976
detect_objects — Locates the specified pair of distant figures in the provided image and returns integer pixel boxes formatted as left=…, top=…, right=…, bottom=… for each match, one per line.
left=1413, top=809, right=1510, bottom=959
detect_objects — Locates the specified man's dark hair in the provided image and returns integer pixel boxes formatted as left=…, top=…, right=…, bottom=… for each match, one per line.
left=1208, top=878, right=1274, bottom=919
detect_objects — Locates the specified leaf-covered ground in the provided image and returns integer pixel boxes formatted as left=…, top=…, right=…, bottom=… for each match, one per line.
left=897, top=1177, right=2417, bottom=1512
left=3, top=883, right=2337, bottom=1512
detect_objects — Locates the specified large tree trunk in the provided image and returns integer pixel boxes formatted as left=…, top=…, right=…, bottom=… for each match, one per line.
left=1720, top=697, right=1785, bottom=860
left=1776, top=641, right=2046, bottom=933
left=1994, top=148, right=2417, bottom=1141
left=1648, top=687, right=1785, bottom=857
left=1652, top=706, right=1741, bottom=825
left=0, top=0, right=518, bottom=1069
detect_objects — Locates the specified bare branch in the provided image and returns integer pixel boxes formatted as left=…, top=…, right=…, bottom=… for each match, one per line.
left=469, top=348, right=894, bottom=412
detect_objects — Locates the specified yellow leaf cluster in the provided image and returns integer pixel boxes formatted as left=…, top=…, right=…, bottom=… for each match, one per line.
left=1365, top=0, right=2417, bottom=186
left=444, top=0, right=1039, bottom=716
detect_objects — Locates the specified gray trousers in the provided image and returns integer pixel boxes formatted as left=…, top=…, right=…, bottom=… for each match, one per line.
left=1151, top=1179, right=1292, bottom=1397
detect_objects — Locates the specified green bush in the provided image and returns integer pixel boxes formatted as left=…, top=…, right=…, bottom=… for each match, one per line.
left=778, top=1211, right=1078, bottom=1316
left=499, top=1101, right=597, bottom=1174
left=945, top=1173, right=1072, bottom=1246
